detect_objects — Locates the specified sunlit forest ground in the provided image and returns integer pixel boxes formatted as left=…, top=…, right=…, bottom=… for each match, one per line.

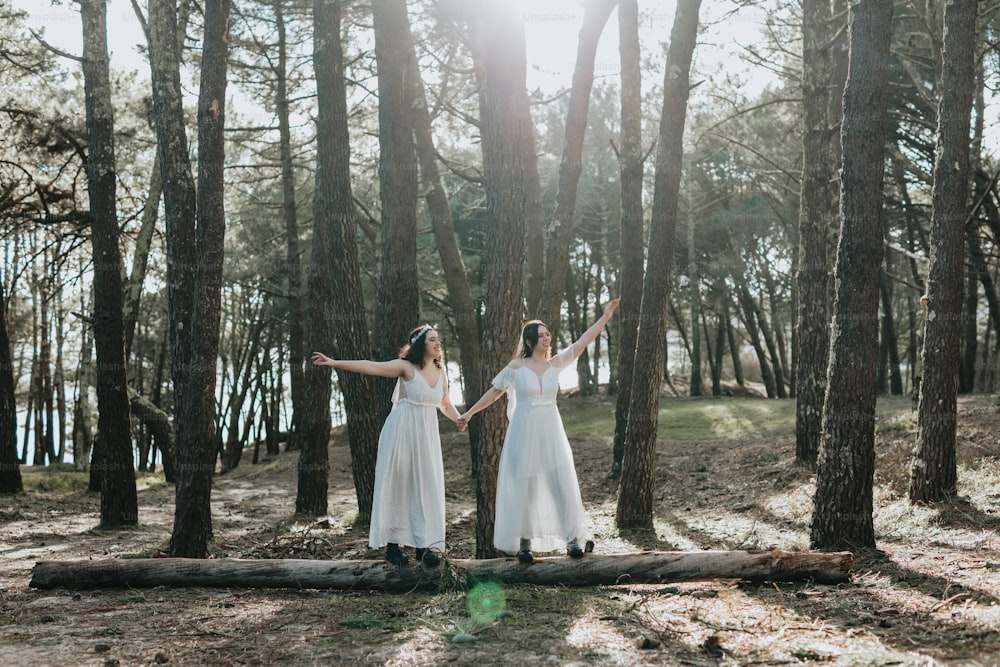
left=3, top=392, right=1000, bottom=666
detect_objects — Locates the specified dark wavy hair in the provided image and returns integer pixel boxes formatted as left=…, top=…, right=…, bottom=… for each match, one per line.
left=398, top=324, right=441, bottom=368
left=514, top=320, right=548, bottom=359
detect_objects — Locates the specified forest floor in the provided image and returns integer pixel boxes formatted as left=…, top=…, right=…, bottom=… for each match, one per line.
left=3, top=391, right=1000, bottom=666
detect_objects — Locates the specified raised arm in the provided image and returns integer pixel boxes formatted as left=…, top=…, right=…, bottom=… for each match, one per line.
left=311, top=352, right=409, bottom=378
left=565, top=298, right=620, bottom=362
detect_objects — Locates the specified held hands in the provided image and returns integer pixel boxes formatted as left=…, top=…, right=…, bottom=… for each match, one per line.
left=311, top=351, right=336, bottom=367
left=456, top=412, right=471, bottom=432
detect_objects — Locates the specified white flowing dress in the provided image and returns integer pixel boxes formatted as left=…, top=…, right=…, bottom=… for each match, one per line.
left=491, top=349, right=588, bottom=554
left=368, top=369, right=446, bottom=552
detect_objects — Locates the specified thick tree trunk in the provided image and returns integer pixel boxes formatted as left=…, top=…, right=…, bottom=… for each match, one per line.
left=373, top=0, right=421, bottom=421
left=612, top=0, right=644, bottom=475
left=910, top=0, right=978, bottom=503
left=160, top=0, right=232, bottom=557
left=473, top=2, right=531, bottom=558
left=616, top=0, right=701, bottom=532
left=537, top=0, right=618, bottom=325
left=0, top=274, right=22, bottom=494
left=794, top=0, right=843, bottom=466
left=307, top=0, right=380, bottom=520
left=81, top=0, right=138, bottom=527
left=810, top=0, right=893, bottom=551
left=31, top=550, right=853, bottom=590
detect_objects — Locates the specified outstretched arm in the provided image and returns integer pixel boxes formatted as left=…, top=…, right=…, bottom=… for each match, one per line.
left=310, top=352, right=409, bottom=378
left=565, top=298, right=620, bottom=362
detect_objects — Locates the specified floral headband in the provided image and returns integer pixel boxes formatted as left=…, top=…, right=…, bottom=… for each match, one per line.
left=410, top=324, right=432, bottom=345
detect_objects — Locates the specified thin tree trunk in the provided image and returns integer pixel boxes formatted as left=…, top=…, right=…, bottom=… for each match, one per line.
left=272, top=0, right=306, bottom=454
left=81, top=0, right=138, bottom=527
left=910, top=0, right=978, bottom=503
left=537, top=0, right=618, bottom=325
left=810, top=0, right=894, bottom=551
left=616, top=0, right=701, bottom=532
left=612, top=0, right=644, bottom=476
left=408, top=37, right=482, bottom=470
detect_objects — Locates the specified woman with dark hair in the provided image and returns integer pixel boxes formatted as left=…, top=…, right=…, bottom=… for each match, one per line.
left=458, top=299, right=619, bottom=563
left=311, top=325, right=460, bottom=567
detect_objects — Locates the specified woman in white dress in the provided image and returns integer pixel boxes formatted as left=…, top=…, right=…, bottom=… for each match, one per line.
left=459, top=299, right=619, bottom=563
left=311, top=325, right=461, bottom=567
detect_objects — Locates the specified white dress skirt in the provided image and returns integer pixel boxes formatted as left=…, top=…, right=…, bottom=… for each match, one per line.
left=492, top=349, right=588, bottom=554
left=368, top=369, right=446, bottom=552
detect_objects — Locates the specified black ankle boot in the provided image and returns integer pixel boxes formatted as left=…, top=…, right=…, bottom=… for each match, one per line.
left=385, top=542, right=408, bottom=566
left=567, top=538, right=584, bottom=558
left=415, top=548, right=440, bottom=567
left=517, top=538, right=533, bottom=564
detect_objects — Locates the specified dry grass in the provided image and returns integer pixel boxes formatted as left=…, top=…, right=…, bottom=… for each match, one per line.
left=2, top=393, right=1000, bottom=665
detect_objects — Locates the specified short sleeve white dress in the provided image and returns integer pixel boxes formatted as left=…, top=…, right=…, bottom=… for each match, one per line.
left=491, top=349, right=588, bottom=555
left=368, top=368, right=446, bottom=553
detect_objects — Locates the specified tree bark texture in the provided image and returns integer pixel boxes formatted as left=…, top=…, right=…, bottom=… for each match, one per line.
left=795, top=0, right=841, bottom=467
left=616, top=0, right=701, bottom=532
left=810, top=0, right=894, bottom=551
left=273, top=0, right=306, bottom=454
left=31, top=550, right=853, bottom=590
left=165, top=0, right=232, bottom=557
left=308, top=0, right=381, bottom=520
left=372, top=0, right=421, bottom=421
left=0, top=274, right=22, bottom=494
left=537, top=0, right=618, bottom=326
left=612, top=0, right=644, bottom=474
left=474, top=2, right=530, bottom=558
left=910, top=0, right=978, bottom=503
left=81, top=0, right=138, bottom=527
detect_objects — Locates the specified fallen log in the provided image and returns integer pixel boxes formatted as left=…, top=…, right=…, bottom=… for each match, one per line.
left=30, top=550, right=852, bottom=591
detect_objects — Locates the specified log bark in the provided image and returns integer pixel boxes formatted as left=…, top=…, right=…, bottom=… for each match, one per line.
left=30, top=550, right=853, bottom=590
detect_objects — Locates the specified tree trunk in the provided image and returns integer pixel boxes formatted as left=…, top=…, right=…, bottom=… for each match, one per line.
left=373, top=0, right=420, bottom=421
left=810, top=0, right=894, bottom=551
left=307, top=0, right=381, bottom=520
left=909, top=0, right=978, bottom=503
left=616, top=0, right=701, bottom=532
left=273, top=0, right=306, bottom=454
left=959, top=260, right=978, bottom=393
left=737, top=284, right=777, bottom=398
left=0, top=273, right=22, bottom=494
left=688, top=207, right=702, bottom=396
left=878, top=272, right=904, bottom=395
left=537, top=0, right=618, bottom=325
left=30, top=550, right=854, bottom=590
left=612, top=0, right=644, bottom=476
left=472, top=2, right=531, bottom=558
left=123, top=152, right=162, bottom=361
left=81, top=0, right=138, bottom=527
left=794, top=0, right=843, bottom=466
left=408, top=32, right=482, bottom=467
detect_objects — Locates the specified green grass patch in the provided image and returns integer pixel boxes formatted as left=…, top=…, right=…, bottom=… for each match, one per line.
left=561, top=395, right=798, bottom=442
left=21, top=470, right=89, bottom=493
